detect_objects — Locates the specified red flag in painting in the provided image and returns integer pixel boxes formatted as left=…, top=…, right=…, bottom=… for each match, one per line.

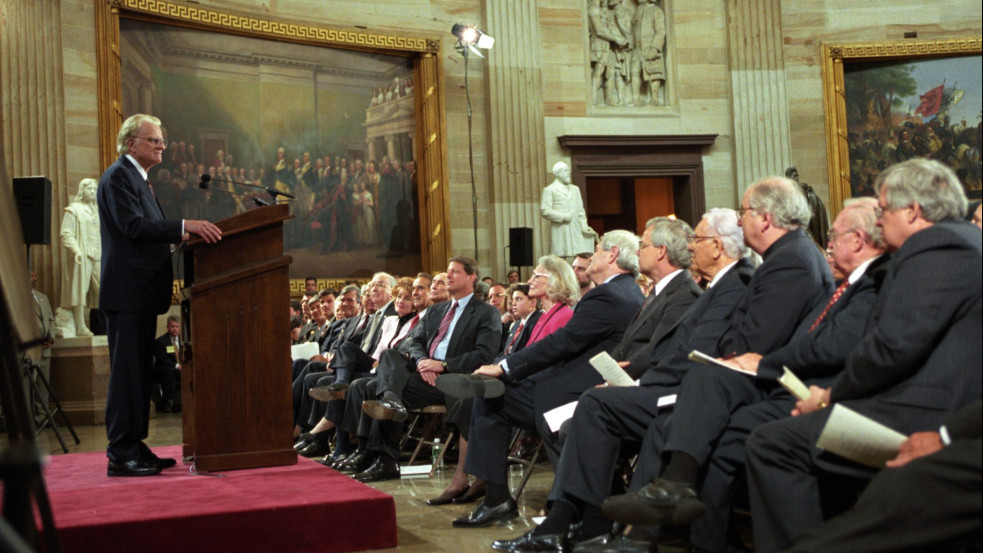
left=914, top=85, right=944, bottom=117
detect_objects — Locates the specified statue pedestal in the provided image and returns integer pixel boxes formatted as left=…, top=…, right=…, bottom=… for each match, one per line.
left=50, top=336, right=110, bottom=425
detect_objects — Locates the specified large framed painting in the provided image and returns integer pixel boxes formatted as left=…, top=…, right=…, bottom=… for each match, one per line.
left=95, top=0, right=451, bottom=292
left=821, top=37, right=982, bottom=216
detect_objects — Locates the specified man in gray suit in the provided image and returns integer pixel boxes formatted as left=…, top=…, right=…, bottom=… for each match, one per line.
left=746, top=158, right=982, bottom=553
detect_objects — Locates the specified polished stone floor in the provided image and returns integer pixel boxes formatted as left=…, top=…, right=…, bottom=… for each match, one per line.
left=26, top=415, right=685, bottom=552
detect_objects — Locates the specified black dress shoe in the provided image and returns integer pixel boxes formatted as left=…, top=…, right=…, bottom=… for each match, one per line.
left=152, top=456, right=178, bottom=469
left=338, top=450, right=375, bottom=473
left=294, top=432, right=314, bottom=451
left=572, top=532, right=649, bottom=553
left=492, top=528, right=570, bottom=552
left=436, top=373, right=505, bottom=399
left=326, top=382, right=350, bottom=399
left=108, top=459, right=162, bottom=477
left=298, top=439, right=331, bottom=458
left=601, top=478, right=705, bottom=526
left=452, top=481, right=487, bottom=504
left=362, top=399, right=408, bottom=422
left=453, top=498, right=519, bottom=528
left=426, top=485, right=470, bottom=506
left=353, top=456, right=400, bottom=483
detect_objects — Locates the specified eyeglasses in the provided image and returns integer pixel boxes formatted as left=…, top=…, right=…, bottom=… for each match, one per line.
left=638, top=242, right=658, bottom=250
left=738, top=206, right=758, bottom=217
left=531, top=272, right=549, bottom=280
left=137, top=136, right=168, bottom=148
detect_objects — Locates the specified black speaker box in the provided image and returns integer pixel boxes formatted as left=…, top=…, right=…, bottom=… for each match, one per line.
left=509, top=227, right=534, bottom=267
left=13, top=176, right=52, bottom=245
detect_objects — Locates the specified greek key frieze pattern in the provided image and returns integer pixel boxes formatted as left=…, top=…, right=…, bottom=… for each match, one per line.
left=119, top=0, right=436, bottom=53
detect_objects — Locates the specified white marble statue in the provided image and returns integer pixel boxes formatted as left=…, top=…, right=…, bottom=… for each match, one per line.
left=540, top=161, right=598, bottom=257
left=58, top=177, right=101, bottom=337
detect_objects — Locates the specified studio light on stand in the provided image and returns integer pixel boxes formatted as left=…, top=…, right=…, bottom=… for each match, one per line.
left=451, top=23, right=495, bottom=260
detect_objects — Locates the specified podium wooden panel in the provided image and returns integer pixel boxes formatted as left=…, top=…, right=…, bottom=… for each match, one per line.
left=179, top=204, right=296, bottom=471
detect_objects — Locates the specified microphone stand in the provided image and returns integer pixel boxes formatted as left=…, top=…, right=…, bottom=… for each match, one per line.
left=199, top=174, right=295, bottom=203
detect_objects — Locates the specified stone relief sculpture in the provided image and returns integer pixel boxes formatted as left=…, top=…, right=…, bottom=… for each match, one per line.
left=57, top=177, right=101, bottom=337
left=589, top=0, right=669, bottom=108
left=631, top=0, right=667, bottom=106
left=588, top=0, right=629, bottom=106
left=541, top=161, right=598, bottom=257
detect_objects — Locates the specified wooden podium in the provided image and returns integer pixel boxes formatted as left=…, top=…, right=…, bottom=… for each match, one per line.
left=179, top=204, right=296, bottom=471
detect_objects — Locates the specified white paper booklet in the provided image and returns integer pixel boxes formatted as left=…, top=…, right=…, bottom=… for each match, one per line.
left=816, top=404, right=907, bottom=467
left=688, top=350, right=756, bottom=376
left=589, top=351, right=636, bottom=387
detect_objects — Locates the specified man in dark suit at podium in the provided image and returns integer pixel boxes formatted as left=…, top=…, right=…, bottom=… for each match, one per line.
left=98, top=114, right=221, bottom=477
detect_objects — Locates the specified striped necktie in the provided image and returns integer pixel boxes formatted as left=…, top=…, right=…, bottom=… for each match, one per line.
left=429, top=301, right=458, bottom=358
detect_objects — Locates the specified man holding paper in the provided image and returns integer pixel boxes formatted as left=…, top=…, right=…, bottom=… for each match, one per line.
left=746, top=158, right=982, bottom=553
left=489, top=209, right=757, bottom=550
left=642, top=197, right=889, bottom=553
left=601, top=176, right=834, bottom=545
left=445, top=230, right=644, bottom=529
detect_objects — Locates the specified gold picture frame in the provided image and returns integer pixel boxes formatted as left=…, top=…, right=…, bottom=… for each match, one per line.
left=96, top=0, right=451, bottom=275
left=821, top=36, right=982, bottom=217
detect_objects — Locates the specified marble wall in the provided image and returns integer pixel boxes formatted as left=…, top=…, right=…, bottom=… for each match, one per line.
left=1, top=0, right=980, bottom=296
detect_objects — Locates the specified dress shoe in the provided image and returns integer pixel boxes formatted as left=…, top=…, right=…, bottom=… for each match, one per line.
left=338, top=450, right=375, bottom=473
left=308, top=386, right=331, bottom=402
left=453, top=498, right=519, bottom=528
left=572, top=532, right=649, bottom=553
left=452, top=480, right=487, bottom=504
left=362, top=398, right=408, bottom=423
left=492, top=528, right=572, bottom=552
left=108, top=459, right=162, bottom=477
left=353, top=456, right=400, bottom=483
left=436, top=373, right=505, bottom=399
left=294, top=432, right=314, bottom=451
left=151, top=456, right=178, bottom=470
left=601, top=478, right=705, bottom=526
left=298, top=439, right=331, bottom=458
left=426, top=485, right=470, bottom=506
left=326, top=382, right=350, bottom=399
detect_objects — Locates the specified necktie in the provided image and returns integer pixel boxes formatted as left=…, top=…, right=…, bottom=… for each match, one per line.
left=809, top=281, right=849, bottom=332
left=429, top=301, right=458, bottom=358
left=505, top=322, right=524, bottom=354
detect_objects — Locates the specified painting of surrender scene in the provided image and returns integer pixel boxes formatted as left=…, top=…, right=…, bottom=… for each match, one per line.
left=844, top=54, right=982, bottom=200
left=120, top=19, right=422, bottom=278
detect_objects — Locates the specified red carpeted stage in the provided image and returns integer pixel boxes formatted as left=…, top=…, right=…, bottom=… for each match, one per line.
left=43, top=446, right=397, bottom=553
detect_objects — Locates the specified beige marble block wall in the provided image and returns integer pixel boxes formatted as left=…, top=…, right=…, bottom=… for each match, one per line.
left=780, top=0, right=983, bottom=208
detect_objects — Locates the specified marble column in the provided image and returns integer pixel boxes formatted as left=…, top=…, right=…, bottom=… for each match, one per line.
left=484, top=0, right=549, bottom=275
left=0, top=0, right=70, bottom=305
left=726, top=0, right=793, bottom=194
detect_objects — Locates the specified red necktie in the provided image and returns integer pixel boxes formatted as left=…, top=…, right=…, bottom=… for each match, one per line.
left=429, top=301, right=458, bottom=358
left=505, top=322, right=524, bottom=354
left=809, top=281, right=849, bottom=332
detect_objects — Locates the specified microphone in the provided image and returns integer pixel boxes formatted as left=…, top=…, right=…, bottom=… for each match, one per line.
left=200, top=173, right=296, bottom=201
left=198, top=177, right=271, bottom=207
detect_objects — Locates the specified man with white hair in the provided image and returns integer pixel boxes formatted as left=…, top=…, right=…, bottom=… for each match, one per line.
left=599, top=176, right=833, bottom=533
left=605, top=197, right=889, bottom=552
left=489, top=209, right=758, bottom=551
left=98, top=113, right=221, bottom=477
left=746, top=158, right=981, bottom=553
left=446, top=230, right=644, bottom=528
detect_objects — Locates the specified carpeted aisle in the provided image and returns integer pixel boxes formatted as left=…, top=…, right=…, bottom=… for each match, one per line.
left=43, top=446, right=397, bottom=553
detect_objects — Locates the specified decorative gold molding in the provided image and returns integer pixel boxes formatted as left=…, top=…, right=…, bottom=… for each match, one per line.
left=821, top=37, right=982, bottom=218
left=116, top=0, right=437, bottom=54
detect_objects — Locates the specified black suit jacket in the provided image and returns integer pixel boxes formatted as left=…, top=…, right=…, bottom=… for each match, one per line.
left=327, top=314, right=368, bottom=358
left=98, top=155, right=183, bottom=314
left=830, top=220, right=982, bottom=435
left=406, top=295, right=502, bottom=374
left=617, top=270, right=702, bottom=380
left=716, top=228, right=833, bottom=357
left=503, top=273, right=645, bottom=413
left=500, top=310, right=543, bottom=357
left=756, top=254, right=891, bottom=382
left=641, top=259, right=756, bottom=387
left=152, top=333, right=179, bottom=371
